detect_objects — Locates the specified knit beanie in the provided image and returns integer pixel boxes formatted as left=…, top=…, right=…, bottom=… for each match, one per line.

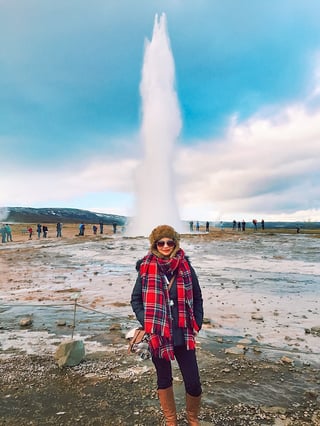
left=149, top=225, right=180, bottom=258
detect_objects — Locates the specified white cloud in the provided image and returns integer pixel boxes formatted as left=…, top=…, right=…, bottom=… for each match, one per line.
left=175, top=103, right=320, bottom=221
left=1, top=100, right=320, bottom=223
left=0, top=156, right=137, bottom=207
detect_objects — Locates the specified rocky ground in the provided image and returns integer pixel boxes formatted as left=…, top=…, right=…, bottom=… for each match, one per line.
left=1, top=334, right=320, bottom=426
left=1, top=224, right=320, bottom=425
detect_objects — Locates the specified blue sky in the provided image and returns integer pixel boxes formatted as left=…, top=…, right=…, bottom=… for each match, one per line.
left=1, top=0, right=320, bottom=222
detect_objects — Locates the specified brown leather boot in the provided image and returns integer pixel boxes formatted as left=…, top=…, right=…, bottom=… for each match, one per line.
left=158, top=386, right=178, bottom=425
left=186, top=393, right=201, bottom=425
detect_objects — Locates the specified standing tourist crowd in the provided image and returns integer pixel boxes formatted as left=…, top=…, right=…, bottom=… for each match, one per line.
left=2, top=219, right=271, bottom=245
left=232, top=219, right=265, bottom=231
left=1, top=221, right=122, bottom=243
left=0, top=224, right=13, bottom=243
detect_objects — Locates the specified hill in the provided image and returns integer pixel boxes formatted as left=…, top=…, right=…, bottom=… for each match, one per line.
left=0, top=207, right=126, bottom=225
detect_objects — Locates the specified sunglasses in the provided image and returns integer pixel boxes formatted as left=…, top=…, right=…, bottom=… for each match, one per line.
left=156, top=240, right=175, bottom=248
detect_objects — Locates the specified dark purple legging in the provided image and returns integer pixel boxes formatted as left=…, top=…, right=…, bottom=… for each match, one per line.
left=152, top=346, right=202, bottom=397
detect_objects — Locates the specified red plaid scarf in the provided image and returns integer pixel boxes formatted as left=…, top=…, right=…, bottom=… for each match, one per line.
left=140, top=249, right=199, bottom=361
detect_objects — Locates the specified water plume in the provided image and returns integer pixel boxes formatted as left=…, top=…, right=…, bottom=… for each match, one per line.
left=0, top=207, right=9, bottom=222
left=128, top=13, right=183, bottom=237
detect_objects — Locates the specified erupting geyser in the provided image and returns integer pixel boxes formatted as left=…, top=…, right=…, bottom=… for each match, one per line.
left=128, top=13, right=183, bottom=236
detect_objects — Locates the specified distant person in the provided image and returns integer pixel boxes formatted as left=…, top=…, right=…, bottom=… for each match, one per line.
left=189, top=221, right=194, bottom=232
left=112, top=222, right=117, bottom=234
left=79, top=223, right=85, bottom=236
left=261, top=219, right=265, bottom=230
left=28, top=227, right=33, bottom=240
left=252, top=219, right=257, bottom=231
left=205, top=221, right=209, bottom=232
left=56, top=222, right=62, bottom=238
left=1, top=224, right=6, bottom=243
left=296, top=226, right=300, bottom=234
left=232, top=220, right=237, bottom=230
left=5, top=224, right=12, bottom=242
left=99, top=221, right=104, bottom=234
left=43, top=225, right=48, bottom=238
left=37, top=224, right=42, bottom=239
left=93, top=225, right=98, bottom=235
left=237, top=221, right=241, bottom=231
left=242, top=220, right=246, bottom=232
left=196, top=221, right=200, bottom=232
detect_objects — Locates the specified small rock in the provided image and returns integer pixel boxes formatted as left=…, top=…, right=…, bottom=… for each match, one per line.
left=251, top=313, right=264, bottom=321
left=312, top=410, right=320, bottom=423
left=260, top=405, right=287, bottom=415
left=225, top=346, right=244, bottom=355
left=19, top=317, right=33, bottom=327
left=310, top=326, right=320, bottom=336
left=237, top=338, right=252, bottom=345
left=280, top=356, right=294, bottom=365
left=305, top=389, right=318, bottom=399
left=109, top=323, right=122, bottom=331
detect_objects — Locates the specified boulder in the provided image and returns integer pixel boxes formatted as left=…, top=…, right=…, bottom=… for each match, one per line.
left=54, top=339, right=85, bottom=367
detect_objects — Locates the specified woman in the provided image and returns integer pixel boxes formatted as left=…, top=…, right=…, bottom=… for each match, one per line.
left=131, top=225, right=203, bottom=425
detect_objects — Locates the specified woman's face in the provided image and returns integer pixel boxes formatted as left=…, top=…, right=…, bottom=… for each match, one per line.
left=156, top=238, right=176, bottom=257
